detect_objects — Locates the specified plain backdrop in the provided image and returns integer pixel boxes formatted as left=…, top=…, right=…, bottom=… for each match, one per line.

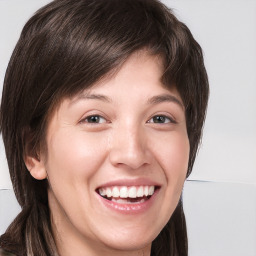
left=0, top=0, right=256, bottom=186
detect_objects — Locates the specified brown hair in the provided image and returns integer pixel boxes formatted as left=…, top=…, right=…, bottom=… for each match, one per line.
left=0, top=0, right=209, bottom=255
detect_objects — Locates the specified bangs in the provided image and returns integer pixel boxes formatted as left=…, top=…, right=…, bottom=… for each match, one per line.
left=21, top=0, right=192, bottom=112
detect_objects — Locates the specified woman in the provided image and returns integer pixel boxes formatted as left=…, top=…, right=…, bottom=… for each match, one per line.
left=0, top=0, right=209, bottom=255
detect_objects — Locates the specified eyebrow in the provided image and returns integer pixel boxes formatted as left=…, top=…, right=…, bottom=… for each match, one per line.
left=147, top=94, right=184, bottom=109
left=69, top=93, right=183, bottom=109
left=69, top=93, right=112, bottom=106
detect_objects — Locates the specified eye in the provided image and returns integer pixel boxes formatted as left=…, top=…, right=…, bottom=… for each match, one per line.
left=147, top=115, right=176, bottom=124
left=81, top=115, right=107, bottom=124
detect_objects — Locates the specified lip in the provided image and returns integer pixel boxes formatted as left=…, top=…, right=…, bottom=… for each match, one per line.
left=95, top=178, right=161, bottom=215
left=96, top=188, right=159, bottom=214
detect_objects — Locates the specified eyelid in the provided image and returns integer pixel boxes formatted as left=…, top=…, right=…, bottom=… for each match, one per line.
left=147, top=113, right=177, bottom=124
left=79, top=114, right=109, bottom=124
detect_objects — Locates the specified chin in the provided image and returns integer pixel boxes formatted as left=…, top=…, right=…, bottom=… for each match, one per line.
left=101, top=236, right=153, bottom=252
left=94, top=225, right=159, bottom=252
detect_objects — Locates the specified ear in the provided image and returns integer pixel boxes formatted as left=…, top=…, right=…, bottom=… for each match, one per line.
left=24, top=154, right=47, bottom=180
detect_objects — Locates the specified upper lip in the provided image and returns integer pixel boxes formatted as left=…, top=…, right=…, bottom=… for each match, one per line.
left=96, top=178, right=161, bottom=190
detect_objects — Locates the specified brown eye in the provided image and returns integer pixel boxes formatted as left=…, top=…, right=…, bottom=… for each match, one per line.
left=84, top=115, right=106, bottom=124
left=148, top=115, right=176, bottom=124
left=153, top=116, right=167, bottom=123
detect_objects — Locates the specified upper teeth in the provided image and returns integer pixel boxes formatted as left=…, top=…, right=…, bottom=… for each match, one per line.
left=98, top=186, right=155, bottom=198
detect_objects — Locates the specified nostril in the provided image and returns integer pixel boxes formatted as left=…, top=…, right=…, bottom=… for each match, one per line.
left=109, top=150, right=150, bottom=170
left=108, top=132, right=151, bottom=170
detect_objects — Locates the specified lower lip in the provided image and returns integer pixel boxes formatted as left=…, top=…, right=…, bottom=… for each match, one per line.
left=96, top=190, right=159, bottom=215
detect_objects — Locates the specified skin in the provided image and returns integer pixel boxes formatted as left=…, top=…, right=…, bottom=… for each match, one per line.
left=26, top=51, right=190, bottom=256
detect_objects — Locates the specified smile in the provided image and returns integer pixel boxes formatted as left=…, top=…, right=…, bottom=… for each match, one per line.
left=97, top=185, right=157, bottom=204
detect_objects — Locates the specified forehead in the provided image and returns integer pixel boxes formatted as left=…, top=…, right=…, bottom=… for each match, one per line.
left=47, top=51, right=181, bottom=121
left=69, top=51, right=175, bottom=102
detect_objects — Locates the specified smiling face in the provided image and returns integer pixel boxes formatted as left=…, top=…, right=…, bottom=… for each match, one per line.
left=27, top=51, right=190, bottom=256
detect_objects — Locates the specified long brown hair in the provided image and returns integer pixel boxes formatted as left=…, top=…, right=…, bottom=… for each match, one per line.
left=0, top=0, right=209, bottom=255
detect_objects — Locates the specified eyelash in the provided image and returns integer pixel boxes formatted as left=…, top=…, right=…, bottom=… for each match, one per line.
left=147, top=115, right=176, bottom=124
left=80, top=114, right=176, bottom=125
left=80, top=115, right=107, bottom=124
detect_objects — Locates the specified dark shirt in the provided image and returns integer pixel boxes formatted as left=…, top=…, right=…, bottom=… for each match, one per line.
left=0, top=248, right=16, bottom=256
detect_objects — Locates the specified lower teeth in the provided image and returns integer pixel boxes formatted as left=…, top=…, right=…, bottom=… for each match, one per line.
left=109, top=197, right=148, bottom=204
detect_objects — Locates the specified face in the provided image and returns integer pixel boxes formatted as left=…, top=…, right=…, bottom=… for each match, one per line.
left=30, top=51, right=189, bottom=255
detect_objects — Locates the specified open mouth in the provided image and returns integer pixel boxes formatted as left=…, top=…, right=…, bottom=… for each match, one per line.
left=96, top=185, right=158, bottom=204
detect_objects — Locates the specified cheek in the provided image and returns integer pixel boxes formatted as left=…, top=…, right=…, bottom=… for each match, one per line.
left=45, top=129, right=109, bottom=187
left=147, top=131, right=189, bottom=227
left=152, top=130, right=189, bottom=202
left=168, top=136, right=189, bottom=176
left=151, top=131, right=190, bottom=179
left=166, top=133, right=189, bottom=186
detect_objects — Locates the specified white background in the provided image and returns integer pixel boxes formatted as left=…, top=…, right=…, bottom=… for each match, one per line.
left=1, top=0, right=256, bottom=188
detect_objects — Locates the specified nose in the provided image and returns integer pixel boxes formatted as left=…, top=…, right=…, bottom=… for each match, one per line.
left=109, top=124, right=151, bottom=170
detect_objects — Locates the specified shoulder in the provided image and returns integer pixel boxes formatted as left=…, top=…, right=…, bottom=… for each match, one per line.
left=0, top=248, right=16, bottom=256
